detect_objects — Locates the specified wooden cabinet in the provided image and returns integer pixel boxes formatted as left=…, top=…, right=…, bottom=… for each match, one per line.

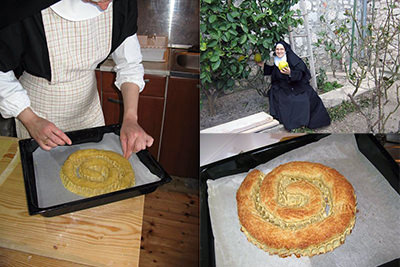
left=96, top=71, right=200, bottom=179
left=97, top=71, right=166, bottom=159
left=159, top=76, right=199, bottom=179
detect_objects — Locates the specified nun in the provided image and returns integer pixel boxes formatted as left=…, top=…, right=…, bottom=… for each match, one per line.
left=258, top=41, right=331, bottom=131
left=0, top=0, right=153, bottom=159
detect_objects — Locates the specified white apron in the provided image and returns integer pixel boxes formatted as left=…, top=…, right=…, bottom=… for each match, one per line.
left=16, top=5, right=113, bottom=138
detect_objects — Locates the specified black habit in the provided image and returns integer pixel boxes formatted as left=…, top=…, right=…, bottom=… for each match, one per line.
left=264, top=41, right=331, bottom=131
left=0, top=0, right=138, bottom=81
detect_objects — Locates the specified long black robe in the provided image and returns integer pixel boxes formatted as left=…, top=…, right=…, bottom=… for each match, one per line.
left=264, top=41, right=331, bottom=131
left=0, top=0, right=138, bottom=81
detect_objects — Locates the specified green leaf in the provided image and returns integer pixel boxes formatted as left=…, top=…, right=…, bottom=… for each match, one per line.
left=208, top=40, right=218, bottom=47
left=210, top=55, right=220, bottom=62
left=262, top=39, right=270, bottom=48
left=227, top=13, right=234, bottom=22
left=248, top=34, right=257, bottom=44
left=211, top=60, right=221, bottom=71
left=209, top=15, right=217, bottom=23
left=230, top=11, right=240, bottom=18
left=200, top=42, right=207, bottom=51
left=239, top=34, right=247, bottom=44
left=241, top=24, right=249, bottom=33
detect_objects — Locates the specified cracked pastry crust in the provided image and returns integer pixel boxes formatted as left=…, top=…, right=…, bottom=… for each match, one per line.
left=60, top=149, right=135, bottom=197
left=236, top=161, right=357, bottom=257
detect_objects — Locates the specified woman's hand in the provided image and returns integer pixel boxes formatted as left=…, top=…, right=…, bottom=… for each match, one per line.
left=280, top=66, right=291, bottom=76
left=256, top=61, right=264, bottom=67
left=120, top=118, right=154, bottom=159
left=17, top=107, right=72, bottom=150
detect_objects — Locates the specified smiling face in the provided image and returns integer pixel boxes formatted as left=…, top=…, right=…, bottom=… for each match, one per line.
left=82, top=0, right=112, bottom=10
left=275, top=44, right=286, bottom=58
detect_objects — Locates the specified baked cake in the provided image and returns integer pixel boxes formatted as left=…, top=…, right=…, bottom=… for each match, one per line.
left=236, top=161, right=357, bottom=257
left=60, top=149, right=135, bottom=197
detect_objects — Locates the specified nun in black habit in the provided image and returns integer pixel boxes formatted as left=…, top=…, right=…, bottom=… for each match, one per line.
left=260, top=41, right=331, bottom=131
left=0, top=0, right=153, bottom=158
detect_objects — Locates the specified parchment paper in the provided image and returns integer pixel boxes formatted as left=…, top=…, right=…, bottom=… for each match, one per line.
left=33, top=133, right=161, bottom=208
left=207, top=134, right=400, bottom=267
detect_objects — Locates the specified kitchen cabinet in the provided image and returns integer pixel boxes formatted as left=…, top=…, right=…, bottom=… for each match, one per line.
left=97, top=71, right=166, bottom=159
left=159, top=76, right=199, bottom=178
left=96, top=70, right=199, bottom=179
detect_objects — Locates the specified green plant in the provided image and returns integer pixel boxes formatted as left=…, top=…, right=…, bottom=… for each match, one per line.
left=291, top=126, right=315, bottom=133
left=200, top=0, right=302, bottom=115
left=321, top=81, right=343, bottom=93
left=317, top=68, right=328, bottom=89
left=327, top=98, right=370, bottom=121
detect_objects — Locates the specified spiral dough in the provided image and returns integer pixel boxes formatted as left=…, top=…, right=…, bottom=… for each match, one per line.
left=236, top=161, right=357, bottom=257
left=60, top=149, right=135, bottom=197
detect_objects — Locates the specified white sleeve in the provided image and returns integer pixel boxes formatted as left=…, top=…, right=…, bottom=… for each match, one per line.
left=0, top=70, right=30, bottom=118
left=111, top=33, right=145, bottom=92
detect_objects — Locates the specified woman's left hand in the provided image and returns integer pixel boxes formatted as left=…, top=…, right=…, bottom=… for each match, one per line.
left=280, top=66, right=291, bottom=76
left=120, top=118, right=154, bottom=159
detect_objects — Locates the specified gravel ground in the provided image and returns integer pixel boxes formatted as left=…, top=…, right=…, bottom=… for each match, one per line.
left=200, top=87, right=400, bottom=133
left=200, top=89, right=269, bottom=130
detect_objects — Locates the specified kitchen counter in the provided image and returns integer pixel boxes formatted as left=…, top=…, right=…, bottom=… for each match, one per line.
left=99, top=47, right=170, bottom=76
left=99, top=58, right=169, bottom=77
left=0, top=136, right=144, bottom=267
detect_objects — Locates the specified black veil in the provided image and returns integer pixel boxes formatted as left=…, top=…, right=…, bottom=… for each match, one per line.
left=275, top=40, right=311, bottom=81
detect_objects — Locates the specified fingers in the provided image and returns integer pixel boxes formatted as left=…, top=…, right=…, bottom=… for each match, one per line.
left=34, top=122, right=71, bottom=151
left=280, top=67, right=290, bottom=75
left=52, top=127, right=72, bottom=145
left=120, top=131, right=154, bottom=159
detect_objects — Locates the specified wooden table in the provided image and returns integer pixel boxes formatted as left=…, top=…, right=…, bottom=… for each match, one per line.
left=0, top=137, right=144, bottom=266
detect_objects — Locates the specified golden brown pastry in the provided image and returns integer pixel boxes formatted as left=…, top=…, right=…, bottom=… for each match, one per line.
left=236, top=161, right=357, bottom=257
left=60, top=149, right=135, bottom=197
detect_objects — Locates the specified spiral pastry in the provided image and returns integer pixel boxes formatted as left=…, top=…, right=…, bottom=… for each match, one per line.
left=60, top=149, right=135, bottom=197
left=236, top=161, right=356, bottom=257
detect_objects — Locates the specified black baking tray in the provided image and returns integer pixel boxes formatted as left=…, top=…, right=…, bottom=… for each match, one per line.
left=199, top=134, right=400, bottom=267
left=19, top=124, right=172, bottom=217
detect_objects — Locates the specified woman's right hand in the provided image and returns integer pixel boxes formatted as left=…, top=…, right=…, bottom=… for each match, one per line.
left=17, top=107, right=72, bottom=150
left=256, top=61, right=264, bottom=67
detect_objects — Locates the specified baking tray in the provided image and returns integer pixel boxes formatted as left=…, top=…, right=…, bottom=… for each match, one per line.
left=199, top=134, right=400, bottom=267
left=19, top=124, right=172, bottom=217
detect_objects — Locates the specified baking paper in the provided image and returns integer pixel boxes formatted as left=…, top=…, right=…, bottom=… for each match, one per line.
left=207, top=134, right=400, bottom=267
left=33, top=133, right=161, bottom=208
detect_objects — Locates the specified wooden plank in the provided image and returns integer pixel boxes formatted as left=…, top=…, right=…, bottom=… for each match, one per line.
left=140, top=190, right=199, bottom=267
left=0, top=247, right=90, bottom=267
left=143, top=206, right=199, bottom=225
left=139, top=247, right=198, bottom=267
left=144, top=191, right=199, bottom=217
left=200, top=112, right=274, bottom=133
left=241, top=119, right=280, bottom=133
left=0, top=149, right=145, bottom=267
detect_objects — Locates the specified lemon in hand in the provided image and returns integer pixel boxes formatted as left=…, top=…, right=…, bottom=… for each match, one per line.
left=278, top=61, right=289, bottom=70
left=254, top=53, right=262, bottom=63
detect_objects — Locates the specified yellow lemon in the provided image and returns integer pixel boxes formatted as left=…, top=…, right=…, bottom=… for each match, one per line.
left=238, top=55, right=245, bottom=62
left=278, top=61, right=289, bottom=70
left=254, top=53, right=262, bottom=63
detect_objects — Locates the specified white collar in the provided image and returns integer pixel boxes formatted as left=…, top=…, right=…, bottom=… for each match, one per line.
left=274, top=54, right=287, bottom=67
left=50, top=0, right=112, bottom=21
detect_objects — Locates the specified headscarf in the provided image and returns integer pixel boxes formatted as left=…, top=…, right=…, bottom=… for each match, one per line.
left=274, top=43, right=287, bottom=68
left=274, top=40, right=311, bottom=80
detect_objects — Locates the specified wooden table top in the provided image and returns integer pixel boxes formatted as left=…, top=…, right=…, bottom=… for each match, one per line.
left=0, top=136, right=144, bottom=267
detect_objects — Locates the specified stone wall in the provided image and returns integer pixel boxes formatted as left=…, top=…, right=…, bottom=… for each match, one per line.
left=289, top=0, right=364, bottom=73
left=289, top=0, right=399, bottom=73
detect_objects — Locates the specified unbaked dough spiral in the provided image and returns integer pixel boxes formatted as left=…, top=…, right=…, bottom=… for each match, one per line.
left=60, top=149, right=135, bottom=197
left=236, top=161, right=357, bottom=257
